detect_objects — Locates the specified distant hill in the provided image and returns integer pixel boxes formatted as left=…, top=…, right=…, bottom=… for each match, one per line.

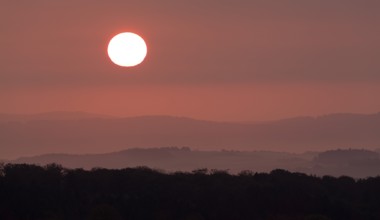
left=12, top=147, right=311, bottom=174
left=0, top=111, right=115, bottom=122
left=12, top=147, right=380, bottom=178
left=1, top=111, right=380, bottom=158
left=303, top=149, right=380, bottom=177
left=315, top=149, right=379, bottom=163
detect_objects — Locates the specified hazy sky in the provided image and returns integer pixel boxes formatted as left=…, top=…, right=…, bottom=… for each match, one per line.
left=1, top=1, right=380, bottom=121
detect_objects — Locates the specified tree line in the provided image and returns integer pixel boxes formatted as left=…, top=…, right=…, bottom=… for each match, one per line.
left=0, top=163, right=380, bottom=220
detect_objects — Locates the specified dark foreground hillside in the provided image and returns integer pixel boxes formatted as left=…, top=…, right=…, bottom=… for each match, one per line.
left=1, top=164, right=380, bottom=220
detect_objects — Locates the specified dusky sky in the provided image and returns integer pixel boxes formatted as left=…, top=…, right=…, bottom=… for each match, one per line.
left=1, top=1, right=380, bottom=121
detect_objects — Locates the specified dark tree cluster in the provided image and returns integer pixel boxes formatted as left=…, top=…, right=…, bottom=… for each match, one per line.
left=1, top=163, right=380, bottom=220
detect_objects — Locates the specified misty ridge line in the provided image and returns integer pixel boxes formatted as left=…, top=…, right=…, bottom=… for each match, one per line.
left=1, top=111, right=380, bottom=178
left=1, top=111, right=380, bottom=157
left=8, top=147, right=380, bottom=179
left=1, top=110, right=380, bottom=123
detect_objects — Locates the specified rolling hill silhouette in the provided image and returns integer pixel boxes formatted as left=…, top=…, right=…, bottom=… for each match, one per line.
left=1, top=112, right=379, bottom=159
left=0, top=111, right=114, bottom=122
left=12, top=147, right=380, bottom=178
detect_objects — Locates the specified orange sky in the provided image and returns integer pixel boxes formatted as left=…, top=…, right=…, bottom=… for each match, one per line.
left=1, top=1, right=380, bottom=121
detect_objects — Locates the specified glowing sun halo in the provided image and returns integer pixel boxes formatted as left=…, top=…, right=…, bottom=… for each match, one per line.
left=107, top=32, right=147, bottom=67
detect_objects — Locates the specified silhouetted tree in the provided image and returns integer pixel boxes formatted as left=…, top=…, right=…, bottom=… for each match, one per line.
left=1, top=163, right=380, bottom=220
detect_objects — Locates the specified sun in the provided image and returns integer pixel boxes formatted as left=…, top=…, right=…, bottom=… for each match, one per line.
left=107, top=32, right=147, bottom=67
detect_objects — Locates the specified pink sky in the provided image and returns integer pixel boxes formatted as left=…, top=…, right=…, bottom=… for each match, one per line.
left=1, top=1, right=380, bottom=121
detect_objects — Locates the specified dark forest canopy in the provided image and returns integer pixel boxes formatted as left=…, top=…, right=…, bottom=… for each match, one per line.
left=1, top=164, right=380, bottom=220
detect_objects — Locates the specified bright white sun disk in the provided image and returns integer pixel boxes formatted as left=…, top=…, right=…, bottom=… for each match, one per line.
left=107, top=32, right=147, bottom=67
